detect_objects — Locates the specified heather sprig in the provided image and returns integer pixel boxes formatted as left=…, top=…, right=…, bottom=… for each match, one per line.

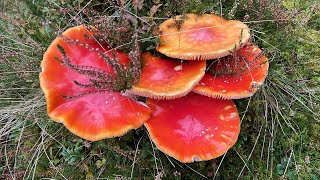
left=55, top=32, right=142, bottom=98
left=208, top=48, right=266, bottom=78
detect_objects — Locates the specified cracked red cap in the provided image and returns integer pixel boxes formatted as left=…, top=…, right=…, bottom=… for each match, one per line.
left=157, top=14, right=250, bottom=60
left=144, top=93, right=240, bottom=163
left=193, top=44, right=269, bottom=99
left=129, top=52, right=206, bottom=99
left=40, top=25, right=150, bottom=141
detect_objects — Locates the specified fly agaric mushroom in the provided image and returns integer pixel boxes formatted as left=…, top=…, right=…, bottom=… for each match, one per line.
left=128, top=52, right=206, bottom=99
left=157, top=14, right=250, bottom=60
left=40, top=25, right=150, bottom=141
left=144, top=92, right=240, bottom=163
left=193, top=44, right=269, bottom=99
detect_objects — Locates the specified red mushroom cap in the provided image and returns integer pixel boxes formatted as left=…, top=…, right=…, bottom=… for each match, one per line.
left=157, top=14, right=250, bottom=60
left=144, top=93, right=240, bottom=163
left=40, top=25, right=150, bottom=141
left=129, top=52, right=206, bottom=99
left=193, top=44, right=269, bottom=99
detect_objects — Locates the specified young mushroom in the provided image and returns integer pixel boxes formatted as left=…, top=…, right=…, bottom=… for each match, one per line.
left=40, top=25, right=150, bottom=141
left=128, top=52, right=206, bottom=99
left=193, top=44, right=269, bottom=99
left=144, top=92, right=240, bottom=163
left=157, top=13, right=250, bottom=60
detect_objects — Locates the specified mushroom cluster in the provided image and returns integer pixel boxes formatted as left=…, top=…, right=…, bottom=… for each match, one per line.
left=40, top=14, right=269, bottom=163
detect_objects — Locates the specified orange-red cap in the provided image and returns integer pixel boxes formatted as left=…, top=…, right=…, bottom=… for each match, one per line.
left=193, top=44, right=269, bottom=99
left=157, top=14, right=250, bottom=60
left=144, top=93, right=240, bottom=163
left=40, top=25, right=150, bottom=141
left=129, top=52, right=206, bottom=99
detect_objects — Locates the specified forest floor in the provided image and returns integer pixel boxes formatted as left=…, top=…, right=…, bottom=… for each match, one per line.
left=0, top=0, right=319, bottom=179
